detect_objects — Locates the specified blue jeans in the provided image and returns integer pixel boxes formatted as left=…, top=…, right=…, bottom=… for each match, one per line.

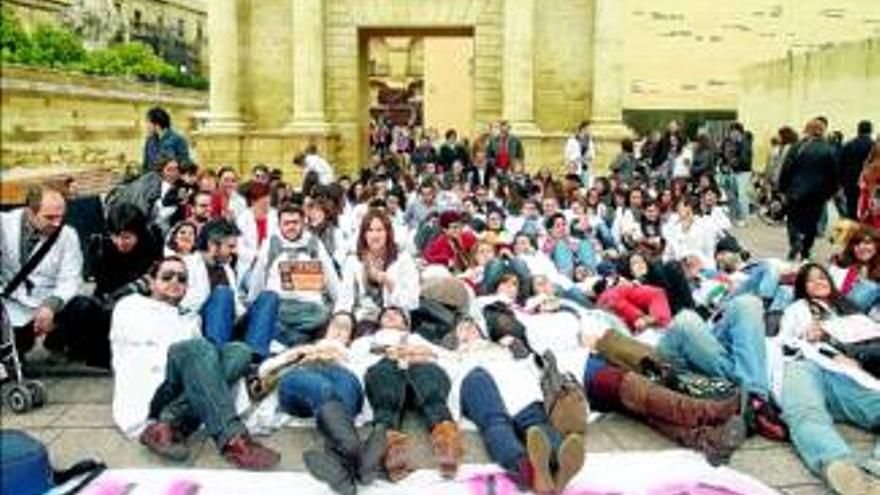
left=460, top=367, right=562, bottom=472
left=278, top=364, right=363, bottom=418
left=657, top=294, right=769, bottom=396
left=550, top=238, right=598, bottom=278
left=200, top=287, right=280, bottom=358
left=847, top=279, right=880, bottom=313
left=276, top=299, right=331, bottom=347
left=781, top=360, right=880, bottom=474
left=149, top=338, right=249, bottom=447
left=734, top=171, right=751, bottom=221
left=729, top=261, right=781, bottom=302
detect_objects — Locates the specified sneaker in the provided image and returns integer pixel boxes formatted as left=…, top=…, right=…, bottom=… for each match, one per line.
left=824, top=459, right=878, bottom=495
left=222, top=434, right=280, bottom=470
left=748, top=395, right=788, bottom=442
left=139, top=422, right=190, bottom=462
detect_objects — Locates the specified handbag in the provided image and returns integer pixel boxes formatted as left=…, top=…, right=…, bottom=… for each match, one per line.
left=538, top=351, right=587, bottom=435
left=662, top=367, right=739, bottom=402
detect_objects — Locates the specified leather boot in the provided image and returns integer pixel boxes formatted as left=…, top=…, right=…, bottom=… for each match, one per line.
left=316, top=400, right=361, bottom=460
left=648, top=414, right=747, bottom=467
left=383, top=429, right=412, bottom=482
left=303, top=448, right=357, bottom=495
left=357, top=423, right=387, bottom=485
left=595, top=330, right=658, bottom=373
left=554, top=434, right=586, bottom=493
left=221, top=434, right=281, bottom=471
left=619, top=372, right=740, bottom=428
left=430, top=420, right=463, bottom=479
left=526, top=426, right=555, bottom=494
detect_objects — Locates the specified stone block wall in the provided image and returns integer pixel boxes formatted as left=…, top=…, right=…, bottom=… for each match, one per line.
left=738, top=37, right=880, bottom=169
left=1, top=65, right=207, bottom=174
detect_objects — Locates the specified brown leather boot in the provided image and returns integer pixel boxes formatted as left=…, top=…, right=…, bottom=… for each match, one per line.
left=619, top=372, right=740, bottom=427
left=430, top=420, right=463, bottom=479
left=221, top=434, right=281, bottom=471
left=554, top=434, right=586, bottom=493
left=525, top=426, right=555, bottom=494
left=595, top=330, right=658, bottom=373
left=139, top=422, right=190, bottom=462
left=383, top=429, right=412, bottom=482
left=649, top=414, right=747, bottom=466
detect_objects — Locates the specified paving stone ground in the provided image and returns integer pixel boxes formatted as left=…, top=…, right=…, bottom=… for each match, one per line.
left=0, top=220, right=871, bottom=495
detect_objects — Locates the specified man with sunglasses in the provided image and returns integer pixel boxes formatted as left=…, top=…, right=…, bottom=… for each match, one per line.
left=110, top=255, right=280, bottom=470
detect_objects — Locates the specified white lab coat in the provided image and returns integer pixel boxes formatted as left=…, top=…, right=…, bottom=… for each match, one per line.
left=180, top=254, right=245, bottom=317
left=0, top=208, right=83, bottom=326
left=235, top=207, right=278, bottom=287
left=110, top=294, right=201, bottom=438
left=335, top=252, right=420, bottom=323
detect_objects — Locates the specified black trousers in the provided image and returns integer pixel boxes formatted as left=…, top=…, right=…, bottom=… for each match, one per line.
left=364, top=358, right=452, bottom=430
left=786, top=199, right=825, bottom=259
left=14, top=296, right=113, bottom=369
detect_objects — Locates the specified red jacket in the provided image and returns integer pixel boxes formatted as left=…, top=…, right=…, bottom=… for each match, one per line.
left=597, top=284, right=672, bottom=332
left=423, top=231, right=478, bottom=269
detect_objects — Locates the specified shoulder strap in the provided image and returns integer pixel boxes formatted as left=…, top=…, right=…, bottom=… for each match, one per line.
left=2, top=226, right=63, bottom=298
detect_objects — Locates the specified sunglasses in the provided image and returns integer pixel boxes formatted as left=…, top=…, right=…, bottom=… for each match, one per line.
left=158, top=270, right=188, bottom=283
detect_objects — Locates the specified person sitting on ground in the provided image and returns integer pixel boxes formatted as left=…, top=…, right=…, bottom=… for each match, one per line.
left=247, top=204, right=340, bottom=347
left=423, top=210, right=479, bottom=273
left=543, top=212, right=600, bottom=281
left=49, top=204, right=161, bottom=368
left=235, top=182, right=278, bottom=291
left=180, top=219, right=279, bottom=359
left=166, top=220, right=198, bottom=256
left=1, top=184, right=83, bottom=361
left=830, top=225, right=880, bottom=313
left=111, top=255, right=279, bottom=470
left=336, top=209, right=420, bottom=335
left=773, top=263, right=880, bottom=495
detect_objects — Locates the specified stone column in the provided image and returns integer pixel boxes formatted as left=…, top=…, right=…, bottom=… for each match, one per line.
left=502, top=0, right=538, bottom=132
left=286, top=0, right=327, bottom=130
left=589, top=0, right=631, bottom=168
left=590, top=0, right=628, bottom=131
left=204, top=0, right=244, bottom=131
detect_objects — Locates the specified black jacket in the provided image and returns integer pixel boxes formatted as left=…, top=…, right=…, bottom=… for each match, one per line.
left=779, top=137, right=840, bottom=204
left=840, top=135, right=874, bottom=192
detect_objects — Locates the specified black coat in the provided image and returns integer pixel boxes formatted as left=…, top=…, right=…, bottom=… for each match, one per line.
left=840, top=135, right=874, bottom=192
left=467, top=164, right=497, bottom=190
left=779, top=138, right=840, bottom=204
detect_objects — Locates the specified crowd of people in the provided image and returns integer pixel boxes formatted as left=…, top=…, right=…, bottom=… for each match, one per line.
left=2, top=106, right=879, bottom=495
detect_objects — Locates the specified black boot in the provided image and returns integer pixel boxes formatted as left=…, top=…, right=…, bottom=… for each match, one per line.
left=316, top=400, right=362, bottom=460
left=303, top=448, right=357, bottom=495
left=357, top=422, right=386, bottom=485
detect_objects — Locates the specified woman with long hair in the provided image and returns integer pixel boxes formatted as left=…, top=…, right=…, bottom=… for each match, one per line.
left=774, top=263, right=880, bottom=495
left=335, top=209, right=419, bottom=334
left=831, top=226, right=880, bottom=312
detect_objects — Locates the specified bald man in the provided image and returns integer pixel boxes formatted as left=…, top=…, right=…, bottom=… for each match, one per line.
left=1, top=185, right=83, bottom=356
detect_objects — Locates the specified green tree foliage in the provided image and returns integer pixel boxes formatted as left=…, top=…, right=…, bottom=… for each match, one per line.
left=1, top=6, right=31, bottom=62
left=0, top=7, right=207, bottom=90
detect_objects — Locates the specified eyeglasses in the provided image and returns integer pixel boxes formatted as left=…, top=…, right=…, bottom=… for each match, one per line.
left=158, top=270, right=188, bottom=283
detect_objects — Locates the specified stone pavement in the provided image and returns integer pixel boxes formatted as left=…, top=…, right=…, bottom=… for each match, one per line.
left=0, top=220, right=871, bottom=495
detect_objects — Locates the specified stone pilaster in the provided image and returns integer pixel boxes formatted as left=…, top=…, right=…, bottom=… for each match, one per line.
left=590, top=0, right=631, bottom=161
left=203, top=0, right=245, bottom=132
left=502, top=0, right=538, bottom=133
left=285, top=0, right=328, bottom=131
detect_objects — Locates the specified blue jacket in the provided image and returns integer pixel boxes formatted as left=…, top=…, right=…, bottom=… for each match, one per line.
left=143, top=128, right=190, bottom=172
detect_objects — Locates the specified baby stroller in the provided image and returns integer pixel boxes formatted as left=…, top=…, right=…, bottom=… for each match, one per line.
left=0, top=304, right=47, bottom=414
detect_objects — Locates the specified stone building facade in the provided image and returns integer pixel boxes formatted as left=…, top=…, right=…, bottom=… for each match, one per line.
left=194, top=0, right=629, bottom=176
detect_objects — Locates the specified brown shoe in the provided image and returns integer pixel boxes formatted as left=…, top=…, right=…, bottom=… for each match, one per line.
left=430, top=420, right=463, bottom=479
left=620, top=372, right=740, bottom=428
left=824, top=459, right=879, bottom=495
left=526, top=426, right=555, bottom=494
left=222, top=434, right=280, bottom=471
left=383, top=429, right=412, bottom=482
left=554, top=434, right=585, bottom=493
left=139, top=422, right=189, bottom=462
